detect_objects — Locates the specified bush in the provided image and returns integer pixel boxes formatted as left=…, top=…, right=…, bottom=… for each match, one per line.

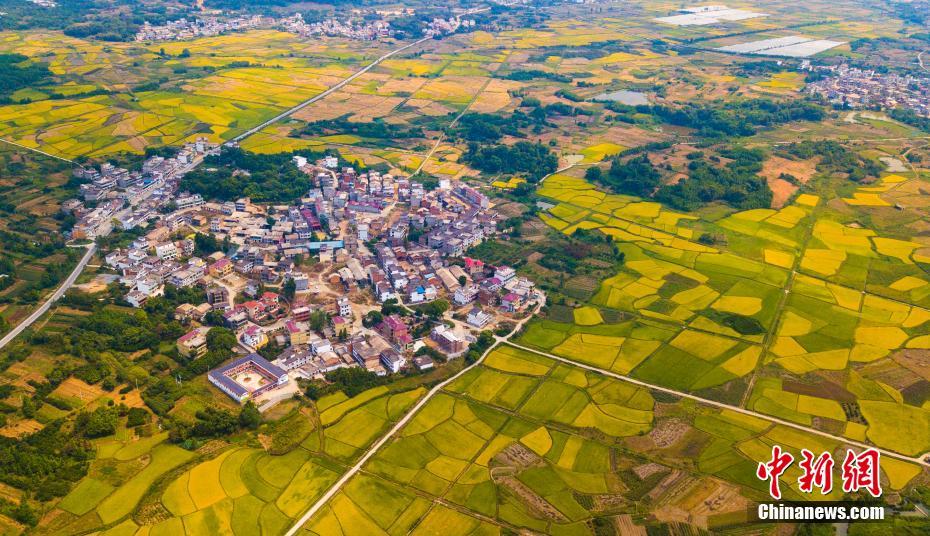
left=126, top=407, right=151, bottom=428
left=75, top=407, right=118, bottom=438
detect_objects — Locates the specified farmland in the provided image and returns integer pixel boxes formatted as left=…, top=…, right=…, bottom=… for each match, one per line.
left=300, top=346, right=926, bottom=534
left=34, top=384, right=429, bottom=535
left=0, top=30, right=392, bottom=159
left=0, top=0, right=929, bottom=534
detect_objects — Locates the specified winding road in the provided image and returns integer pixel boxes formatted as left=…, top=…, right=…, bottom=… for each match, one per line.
left=0, top=244, right=96, bottom=352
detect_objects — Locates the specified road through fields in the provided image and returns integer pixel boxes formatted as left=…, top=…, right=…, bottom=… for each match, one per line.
left=0, top=244, right=96, bottom=352
left=282, top=299, right=545, bottom=536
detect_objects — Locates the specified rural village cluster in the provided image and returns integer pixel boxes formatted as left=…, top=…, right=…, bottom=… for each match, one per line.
left=65, top=142, right=542, bottom=407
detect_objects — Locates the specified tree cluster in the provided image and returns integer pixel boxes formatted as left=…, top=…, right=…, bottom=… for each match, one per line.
left=599, top=148, right=772, bottom=211
left=297, top=116, right=424, bottom=140
left=780, top=140, right=883, bottom=182
left=647, top=99, right=824, bottom=138
left=0, top=54, right=51, bottom=102
left=462, top=141, right=558, bottom=181
left=656, top=147, right=771, bottom=211
left=182, top=147, right=334, bottom=203
left=304, top=367, right=390, bottom=400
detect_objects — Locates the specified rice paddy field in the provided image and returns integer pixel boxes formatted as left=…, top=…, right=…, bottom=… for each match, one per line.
left=0, top=30, right=392, bottom=159
left=0, top=0, right=905, bottom=166
left=522, top=152, right=930, bottom=448
left=38, top=385, right=428, bottom=535
left=299, top=345, right=927, bottom=535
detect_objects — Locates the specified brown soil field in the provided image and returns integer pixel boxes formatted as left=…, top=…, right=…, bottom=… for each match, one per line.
left=615, top=515, right=647, bottom=536
left=0, top=419, right=43, bottom=438
left=783, top=379, right=856, bottom=403
left=759, top=155, right=818, bottom=207
left=51, top=377, right=107, bottom=406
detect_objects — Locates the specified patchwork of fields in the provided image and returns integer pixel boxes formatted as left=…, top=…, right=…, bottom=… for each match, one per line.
left=0, top=31, right=389, bottom=159
left=41, top=386, right=428, bottom=535
left=2, top=0, right=928, bottom=534
left=521, top=153, right=930, bottom=469
left=299, top=345, right=925, bottom=535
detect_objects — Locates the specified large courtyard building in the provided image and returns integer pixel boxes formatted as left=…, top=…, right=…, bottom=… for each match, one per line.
left=208, top=354, right=289, bottom=403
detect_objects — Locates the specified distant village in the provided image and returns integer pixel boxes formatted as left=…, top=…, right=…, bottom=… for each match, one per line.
left=279, top=14, right=394, bottom=41
left=135, top=12, right=475, bottom=42
left=71, top=148, right=540, bottom=408
left=135, top=16, right=267, bottom=42
left=806, top=64, right=930, bottom=118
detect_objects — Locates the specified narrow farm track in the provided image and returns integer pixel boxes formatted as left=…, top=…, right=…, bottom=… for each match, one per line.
left=0, top=137, right=80, bottom=165
left=412, top=76, right=495, bottom=176
left=282, top=302, right=544, bottom=536
left=230, top=36, right=432, bottom=145
left=505, top=342, right=930, bottom=468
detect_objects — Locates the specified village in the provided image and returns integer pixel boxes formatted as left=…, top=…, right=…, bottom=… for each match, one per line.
left=134, top=15, right=268, bottom=42
left=805, top=64, right=930, bottom=118
left=135, top=11, right=476, bottom=43
left=65, top=137, right=220, bottom=240
left=86, top=152, right=541, bottom=408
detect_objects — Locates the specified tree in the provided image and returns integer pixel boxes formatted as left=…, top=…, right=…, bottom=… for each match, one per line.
left=190, top=407, right=238, bottom=438
left=381, top=299, right=405, bottom=316
left=457, top=275, right=467, bottom=286
left=75, top=407, right=118, bottom=438
left=417, top=299, right=449, bottom=320
left=126, top=407, right=151, bottom=427
left=585, top=166, right=602, bottom=181
left=194, top=232, right=220, bottom=256
left=604, top=155, right=661, bottom=197
left=283, top=277, right=296, bottom=301
left=20, top=396, right=35, bottom=418
left=309, top=310, right=329, bottom=333
left=206, top=327, right=236, bottom=353
left=363, top=310, right=383, bottom=328
left=238, top=401, right=261, bottom=429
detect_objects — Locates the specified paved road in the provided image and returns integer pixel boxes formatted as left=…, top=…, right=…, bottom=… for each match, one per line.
left=282, top=299, right=545, bottom=536
left=0, top=244, right=96, bottom=351
left=230, top=37, right=432, bottom=144
left=506, top=342, right=930, bottom=468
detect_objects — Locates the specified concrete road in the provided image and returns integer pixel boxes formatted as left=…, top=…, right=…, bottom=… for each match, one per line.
left=0, top=243, right=96, bottom=351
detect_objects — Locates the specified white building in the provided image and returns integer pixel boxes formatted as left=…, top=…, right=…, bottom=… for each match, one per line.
left=467, top=306, right=492, bottom=328
left=337, top=297, right=352, bottom=318
left=155, top=242, right=179, bottom=260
